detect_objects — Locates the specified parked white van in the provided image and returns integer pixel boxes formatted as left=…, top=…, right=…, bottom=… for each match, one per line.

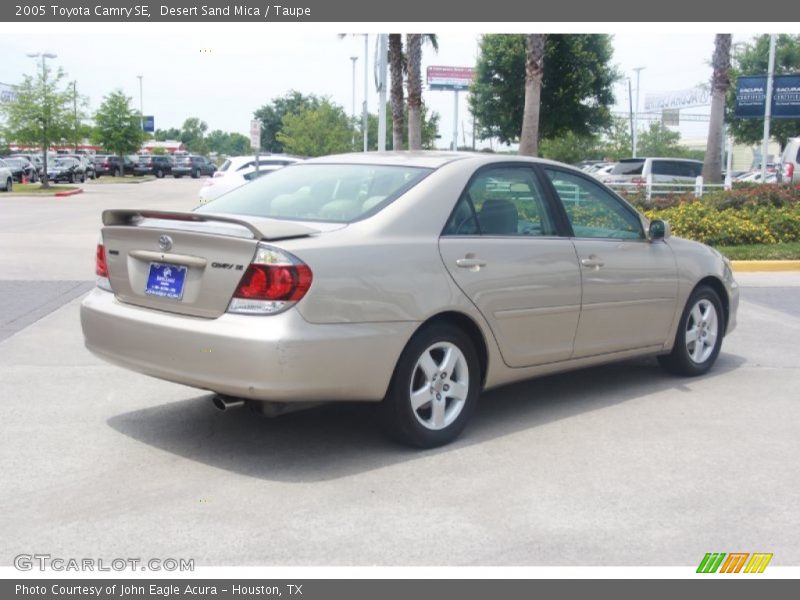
left=601, top=157, right=703, bottom=185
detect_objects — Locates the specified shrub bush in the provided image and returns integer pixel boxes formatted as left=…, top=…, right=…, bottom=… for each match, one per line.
left=634, top=185, right=800, bottom=246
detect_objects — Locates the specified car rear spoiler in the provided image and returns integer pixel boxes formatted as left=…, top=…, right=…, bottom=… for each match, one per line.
left=102, top=209, right=319, bottom=241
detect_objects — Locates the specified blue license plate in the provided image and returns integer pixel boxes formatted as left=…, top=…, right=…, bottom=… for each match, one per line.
left=145, top=262, right=187, bottom=300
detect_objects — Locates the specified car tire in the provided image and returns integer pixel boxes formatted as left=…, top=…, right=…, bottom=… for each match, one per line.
left=658, top=285, right=724, bottom=377
left=156, top=169, right=164, bottom=178
left=3, top=178, right=11, bottom=192
left=68, top=172, right=75, bottom=184
left=378, top=322, right=480, bottom=448
left=191, top=169, right=199, bottom=178
left=80, top=173, right=86, bottom=183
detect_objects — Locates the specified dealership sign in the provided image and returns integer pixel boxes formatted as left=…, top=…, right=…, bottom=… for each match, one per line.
left=644, top=87, right=710, bottom=111
left=426, top=66, right=474, bottom=91
left=735, top=74, right=800, bottom=119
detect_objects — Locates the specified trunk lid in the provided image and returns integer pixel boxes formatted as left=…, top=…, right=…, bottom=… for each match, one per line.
left=100, top=209, right=321, bottom=318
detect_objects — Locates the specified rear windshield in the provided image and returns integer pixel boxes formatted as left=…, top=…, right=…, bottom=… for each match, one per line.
left=611, top=159, right=645, bottom=175
left=196, top=164, right=432, bottom=223
left=611, top=159, right=644, bottom=175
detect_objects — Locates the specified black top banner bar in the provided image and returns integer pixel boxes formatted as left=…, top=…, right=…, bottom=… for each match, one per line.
left=0, top=0, right=786, bottom=22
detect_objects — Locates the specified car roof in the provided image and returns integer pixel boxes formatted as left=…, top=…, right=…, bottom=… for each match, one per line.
left=303, top=151, right=586, bottom=170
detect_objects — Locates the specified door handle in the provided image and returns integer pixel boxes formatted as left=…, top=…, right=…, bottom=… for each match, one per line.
left=456, top=258, right=487, bottom=270
left=580, top=255, right=604, bottom=268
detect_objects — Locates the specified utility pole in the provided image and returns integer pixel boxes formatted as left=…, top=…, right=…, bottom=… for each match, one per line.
left=350, top=56, right=357, bottom=148
left=363, top=34, right=368, bottom=152
left=137, top=75, right=144, bottom=132
left=632, top=66, right=646, bottom=157
left=761, top=34, right=777, bottom=180
left=73, top=81, right=78, bottom=153
left=627, top=78, right=634, bottom=155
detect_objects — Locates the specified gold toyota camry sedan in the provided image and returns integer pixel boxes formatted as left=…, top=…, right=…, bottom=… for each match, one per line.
left=81, top=152, right=739, bottom=447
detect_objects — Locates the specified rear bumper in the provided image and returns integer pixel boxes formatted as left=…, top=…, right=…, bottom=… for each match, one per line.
left=80, top=289, right=417, bottom=402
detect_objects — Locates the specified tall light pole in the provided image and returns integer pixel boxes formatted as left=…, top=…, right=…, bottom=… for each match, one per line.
left=137, top=74, right=144, bottom=132
left=363, top=34, right=368, bottom=152
left=26, top=52, right=57, bottom=187
left=350, top=56, right=357, bottom=148
left=632, top=66, right=646, bottom=157
left=761, top=34, right=777, bottom=180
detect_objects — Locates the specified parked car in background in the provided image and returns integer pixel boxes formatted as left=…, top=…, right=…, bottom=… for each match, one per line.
left=589, top=163, right=616, bottom=179
left=213, top=154, right=300, bottom=179
left=8, top=154, right=44, bottom=180
left=172, top=155, right=216, bottom=178
left=0, top=159, right=13, bottom=192
left=64, top=154, right=96, bottom=180
left=47, top=157, right=86, bottom=183
left=81, top=152, right=739, bottom=448
left=781, top=137, right=800, bottom=184
left=94, top=155, right=112, bottom=177
left=198, top=159, right=299, bottom=204
left=1, top=157, right=38, bottom=183
left=104, top=155, right=137, bottom=177
left=601, top=157, right=703, bottom=185
left=134, top=155, right=174, bottom=178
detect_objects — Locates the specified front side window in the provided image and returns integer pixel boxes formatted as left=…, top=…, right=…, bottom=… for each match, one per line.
left=444, top=166, right=557, bottom=236
left=546, top=169, right=644, bottom=240
left=196, top=163, right=432, bottom=223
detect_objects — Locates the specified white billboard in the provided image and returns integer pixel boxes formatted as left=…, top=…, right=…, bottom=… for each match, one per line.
left=0, top=82, right=17, bottom=104
left=644, top=87, right=710, bottom=111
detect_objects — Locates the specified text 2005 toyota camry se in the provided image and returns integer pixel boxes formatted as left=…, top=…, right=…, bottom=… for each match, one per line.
left=81, top=152, right=739, bottom=447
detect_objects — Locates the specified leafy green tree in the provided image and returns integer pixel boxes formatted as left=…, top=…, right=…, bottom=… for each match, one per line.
left=727, top=34, right=800, bottom=149
left=154, top=127, right=181, bottom=141
left=0, top=62, right=73, bottom=187
left=540, top=131, right=605, bottom=164
left=180, top=117, right=209, bottom=154
left=470, top=34, right=619, bottom=146
left=92, top=90, right=144, bottom=174
left=600, top=117, right=633, bottom=160
left=254, top=91, right=322, bottom=153
left=206, top=130, right=251, bottom=156
left=633, top=121, right=702, bottom=160
left=277, top=100, right=355, bottom=157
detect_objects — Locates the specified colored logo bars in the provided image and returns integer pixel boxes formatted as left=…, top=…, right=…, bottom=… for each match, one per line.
left=697, top=553, right=773, bottom=573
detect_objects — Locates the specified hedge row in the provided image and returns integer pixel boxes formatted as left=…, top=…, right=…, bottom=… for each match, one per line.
left=624, top=184, right=800, bottom=246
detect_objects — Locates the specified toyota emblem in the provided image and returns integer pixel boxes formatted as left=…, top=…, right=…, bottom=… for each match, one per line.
left=158, top=235, right=173, bottom=252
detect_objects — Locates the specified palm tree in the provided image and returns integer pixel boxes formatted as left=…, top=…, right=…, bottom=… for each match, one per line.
left=389, top=34, right=405, bottom=150
left=406, top=34, right=439, bottom=151
left=703, top=34, right=732, bottom=184
left=406, top=35, right=423, bottom=150
left=519, top=34, right=546, bottom=157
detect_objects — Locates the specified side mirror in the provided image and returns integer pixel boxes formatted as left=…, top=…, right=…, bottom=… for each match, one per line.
left=648, top=219, right=671, bottom=241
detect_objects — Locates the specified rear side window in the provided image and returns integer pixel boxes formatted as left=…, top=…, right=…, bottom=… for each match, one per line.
left=196, top=164, right=432, bottom=223
left=611, top=159, right=644, bottom=175
left=444, top=166, right=557, bottom=236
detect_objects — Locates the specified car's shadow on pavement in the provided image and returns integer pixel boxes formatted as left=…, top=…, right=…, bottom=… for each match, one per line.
left=107, top=352, right=746, bottom=482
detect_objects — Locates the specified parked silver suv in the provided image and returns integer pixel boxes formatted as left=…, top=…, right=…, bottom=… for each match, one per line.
left=602, top=157, right=703, bottom=184
left=781, top=137, right=800, bottom=184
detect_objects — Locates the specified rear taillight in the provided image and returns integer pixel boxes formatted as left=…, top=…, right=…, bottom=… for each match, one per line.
left=227, top=244, right=312, bottom=315
left=95, top=243, right=112, bottom=292
left=784, top=163, right=794, bottom=180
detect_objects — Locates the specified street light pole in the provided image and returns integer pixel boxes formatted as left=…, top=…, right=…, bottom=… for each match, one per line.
left=761, top=34, right=777, bottom=180
left=350, top=56, right=357, bottom=148
left=26, top=51, right=57, bottom=187
left=363, top=34, right=368, bottom=152
left=137, top=74, right=144, bottom=132
left=632, top=66, right=645, bottom=157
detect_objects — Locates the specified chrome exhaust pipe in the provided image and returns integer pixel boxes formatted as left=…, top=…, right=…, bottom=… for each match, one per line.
left=212, top=395, right=245, bottom=411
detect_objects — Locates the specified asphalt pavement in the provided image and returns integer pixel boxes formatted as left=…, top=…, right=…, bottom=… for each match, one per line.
left=1, top=178, right=798, bottom=567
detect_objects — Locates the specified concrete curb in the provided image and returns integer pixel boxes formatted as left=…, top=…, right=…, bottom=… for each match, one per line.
left=53, top=188, right=83, bottom=197
left=731, top=260, right=800, bottom=272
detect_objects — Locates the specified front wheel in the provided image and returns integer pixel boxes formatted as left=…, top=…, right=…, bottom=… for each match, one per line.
left=658, top=285, right=724, bottom=376
left=3, top=178, right=11, bottom=192
left=378, top=323, right=480, bottom=448
left=156, top=168, right=164, bottom=178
